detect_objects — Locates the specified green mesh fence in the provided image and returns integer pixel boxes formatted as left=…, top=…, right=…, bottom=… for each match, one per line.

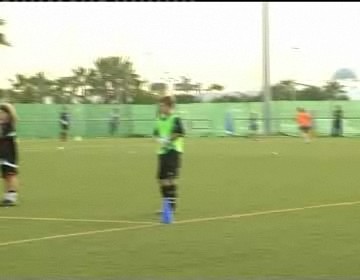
left=13, top=101, right=360, bottom=139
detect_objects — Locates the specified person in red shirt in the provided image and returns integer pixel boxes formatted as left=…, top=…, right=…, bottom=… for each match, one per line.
left=296, top=107, right=313, bottom=143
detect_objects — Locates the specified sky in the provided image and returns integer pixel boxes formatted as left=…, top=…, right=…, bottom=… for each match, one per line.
left=1, top=2, right=360, bottom=92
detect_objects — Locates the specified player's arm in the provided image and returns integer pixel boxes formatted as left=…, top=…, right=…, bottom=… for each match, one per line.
left=153, top=128, right=162, bottom=143
left=170, top=117, right=185, bottom=141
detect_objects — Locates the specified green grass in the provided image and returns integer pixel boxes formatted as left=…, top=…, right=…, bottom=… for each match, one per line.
left=1, top=137, right=360, bottom=278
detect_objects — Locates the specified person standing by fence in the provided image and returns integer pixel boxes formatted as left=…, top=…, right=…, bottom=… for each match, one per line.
left=59, top=106, right=70, bottom=142
left=331, top=105, right=344, bottom=137
left=248, top=112, right=259, bottom=140
left=224, top=110, right=235, bottom=136
left=109, top=108, right=120, bottom=136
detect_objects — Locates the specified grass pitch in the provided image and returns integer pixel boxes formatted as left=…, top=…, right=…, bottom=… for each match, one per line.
left=0, top=137, right=360, bottom=278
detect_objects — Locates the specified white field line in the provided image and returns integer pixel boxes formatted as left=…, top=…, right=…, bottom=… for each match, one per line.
left=0, top=216, right=157, bottom=225
left=174, top=200, right=360, bottom=225
left=1, top=200, right=360, bottom=247
left=0, top=224, right=158, bottom=247
left=21, top=145, right=132, bottom=152
left=20, top=142, right=149, bottom=151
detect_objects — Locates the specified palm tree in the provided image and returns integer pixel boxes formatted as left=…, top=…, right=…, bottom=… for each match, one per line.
left=10, top=74, right=36, bottom=103
left=29, top=72, right=54, bottom=102
left=207, top=84, right=224, bottom=92
left=86, top=68, right=104, bottom=103
left=53, top=77, right=74, bottom=104
left=323, top=81, right=346, bottom=100
left=279, top=80, right=296, bottom=100
left=175, top=76, right=196, bottom=94
left=10, top=73, right=54, bottom=103
left=94, top=56, right=141, bottom=104
left=72, top=67, right=89, bottom=102
left=150, top=83, right=168, bottom=95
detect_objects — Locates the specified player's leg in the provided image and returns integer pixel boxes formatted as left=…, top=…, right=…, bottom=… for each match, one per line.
left=63, top=126, right=69, bottom=141
left=339, top=121, right=343, bottom=136
left=248, top=125, right=254, bottom=139
left=300, top=127, right=310, bottom=143
left=60, top=126, right=66, bottom=142
left=114, top=123, right=119, bottom=135
left=305, top=127, right=312, bottom=143
left=299, top=127, right=305, bottom=141
left=157, top=151, right=180, bottom=212
left=59, top=129, right=64, bottom=141
left=167, top=178, right=177, bottom=211
left=159, top=178, right=177, bottom=212
left=156, top=154, right=168, bottom=213
left=331, top=121, right=336, bottom=137
left=165, top=151, right=180, bottom=211
left=2, top=165, right=19, bottom=206
left=336, top=120, right=343, bottom=137
left=252, top=125, right=259, bottom=140
left=110, top=122, right=115, bottom=136
left=303, top=130, right=309, bottom=142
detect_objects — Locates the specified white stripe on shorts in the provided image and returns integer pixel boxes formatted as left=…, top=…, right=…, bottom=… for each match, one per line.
left=1, top=161, right=18, bottom=168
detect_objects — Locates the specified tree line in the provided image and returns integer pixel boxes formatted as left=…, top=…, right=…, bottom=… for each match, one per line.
left=0, top=18, right=349, bottom=104
left=0, top=58, right=227, bottom=104
left=0, top=69, right=348, bottom=105
left=211, top=80, right=348, bottom=103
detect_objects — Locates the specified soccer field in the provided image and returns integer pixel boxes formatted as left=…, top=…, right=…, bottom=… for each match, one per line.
left=0, top=137, right=360, bottom=277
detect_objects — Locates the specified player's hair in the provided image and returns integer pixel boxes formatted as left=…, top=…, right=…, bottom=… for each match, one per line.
left=0, top=103, right=17, bottom=125
left=159, top=95, right=176, bottom=108
left=297, top=107, right=305, bottom=112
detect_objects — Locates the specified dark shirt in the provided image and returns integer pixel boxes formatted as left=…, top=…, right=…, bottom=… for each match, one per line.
left=0, top=122, right=15, bottom=140
left=154, top=116, right=185, bottom=137
left=0, top=121, right=17, bottom=161
left=60, top=112, right=70, bottom=125
left=110, top=113, right=120, bottom=123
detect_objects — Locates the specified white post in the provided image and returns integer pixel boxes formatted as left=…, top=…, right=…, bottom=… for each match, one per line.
left=262, top=2, right=272, bottom=135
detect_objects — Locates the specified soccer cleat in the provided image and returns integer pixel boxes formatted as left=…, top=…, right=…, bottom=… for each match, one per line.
left=0, top=199, right=16, bottom=207
left=155, top=209, right=176, bottom=215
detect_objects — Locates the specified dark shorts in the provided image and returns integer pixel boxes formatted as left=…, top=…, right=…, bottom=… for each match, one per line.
left=157, top=150, right=181, bottom=180
left=61, top=124, right=69, bottom=131
left=109, top=122, right=118, bottom=132
left=249, top=124, right=258, bottom=131
left=0, top=141, right=18, bottom=178
left=299, top=126, right=311, bottom=133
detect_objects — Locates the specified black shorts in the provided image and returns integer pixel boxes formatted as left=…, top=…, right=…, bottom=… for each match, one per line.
left=157, top=150, right=181, bottom=180
left=61, top=124, right=69, bottom=131
left=249, top=124, right=258, bottom=131
left=299, top=126, right=311, bottom=133
left=0, top=140, right=18, bottom=178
